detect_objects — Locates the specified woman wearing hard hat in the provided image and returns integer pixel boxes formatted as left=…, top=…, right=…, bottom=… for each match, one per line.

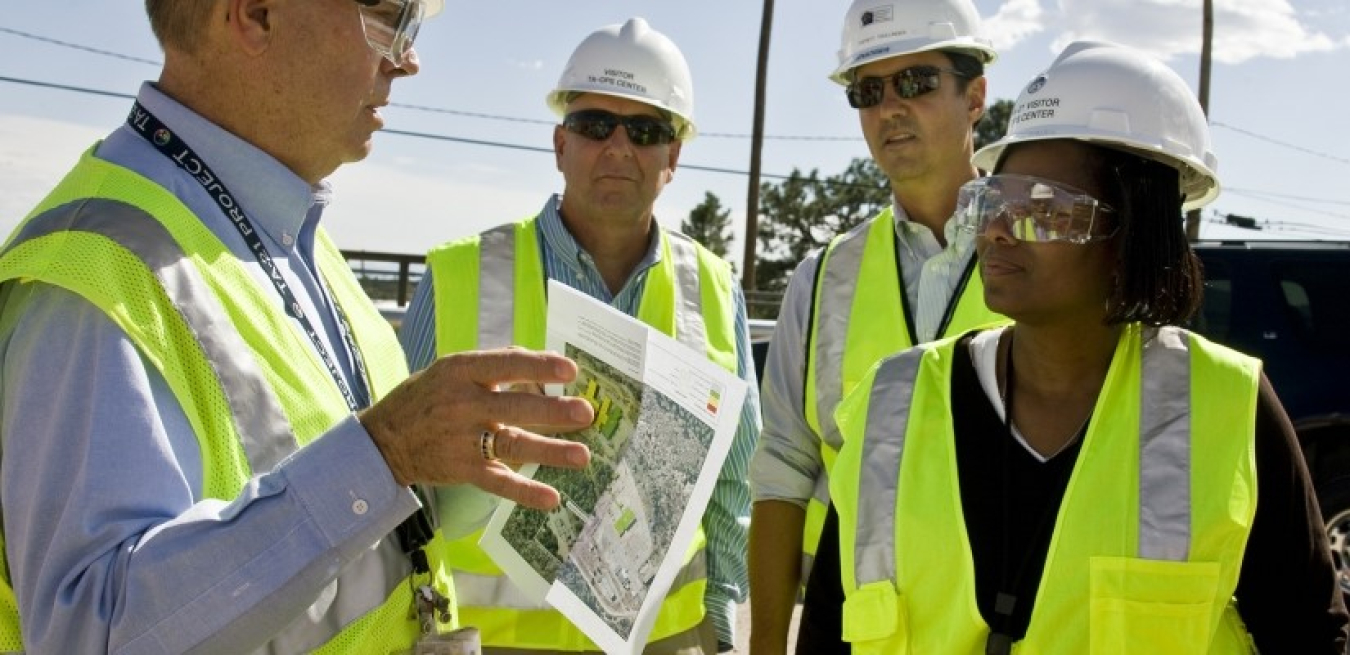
left=820, top=41, right=1349, bottom=653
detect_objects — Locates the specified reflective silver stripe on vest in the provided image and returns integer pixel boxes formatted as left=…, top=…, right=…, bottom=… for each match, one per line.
left=851, top=347, right=926, bottom=586
left=8, top=201, right=409, bottom=651
left=476, top=225, right=708, bottom=353
left=665, top=232, right=706, bottom=351
left=5, top=200, right=296, bottom=473
left=813, top=223, right=871, bottom=454
left=478, top=223, right=517, bottom=349
left=1137, top=326, right=1192, bottom=561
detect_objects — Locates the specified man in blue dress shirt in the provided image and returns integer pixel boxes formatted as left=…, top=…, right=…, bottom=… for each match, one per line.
left=0, top=1, right=595, bottom=652
left=400, top=17, right=760, bottom=654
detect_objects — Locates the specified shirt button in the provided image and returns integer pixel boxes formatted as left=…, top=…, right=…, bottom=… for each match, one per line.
left=352, top=499, right=369, bottom=515
left=281, top=232, right=295, bottom=247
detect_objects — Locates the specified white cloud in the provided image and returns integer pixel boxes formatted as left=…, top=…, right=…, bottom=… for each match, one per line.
left=1044, top=0, right=1348, bottom=63
left=984, top=0, right=1048, bottom=52
left=510, top=58, right=545, bottom=71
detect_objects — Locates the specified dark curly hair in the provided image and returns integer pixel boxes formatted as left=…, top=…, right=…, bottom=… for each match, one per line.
left=1088, top=144, right=1204, bottom=327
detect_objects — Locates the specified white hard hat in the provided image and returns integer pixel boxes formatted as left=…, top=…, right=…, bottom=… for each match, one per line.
left=829, top=0, right=997, bottom=85
left=973, top=41, right=1219, bottom=210
left=546, top=18, right=697, bottom=140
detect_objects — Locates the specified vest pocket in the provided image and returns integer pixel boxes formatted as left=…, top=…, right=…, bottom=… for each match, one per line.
left=1088, top=556, right=1221, bottom=654
left=842, top=581, right=906, bottom=652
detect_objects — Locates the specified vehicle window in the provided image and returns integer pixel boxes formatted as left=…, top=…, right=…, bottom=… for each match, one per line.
left=1194, top=258, right=1231, bottom=341
left=1274, top=260, right=1350, bottom=353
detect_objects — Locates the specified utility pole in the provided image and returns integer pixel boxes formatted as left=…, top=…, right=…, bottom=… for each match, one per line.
left=1187, top=0, right=1213, bottom=240
left=741, top=0, right=774, bottom=292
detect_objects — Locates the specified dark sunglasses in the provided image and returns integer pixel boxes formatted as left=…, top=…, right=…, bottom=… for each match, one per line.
left=562, top=109, right=678, bottom=147
left=845, top=65, right=970, bottom=109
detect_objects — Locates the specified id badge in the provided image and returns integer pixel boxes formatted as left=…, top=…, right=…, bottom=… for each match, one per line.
left=413, top=626, right=481, bottom=655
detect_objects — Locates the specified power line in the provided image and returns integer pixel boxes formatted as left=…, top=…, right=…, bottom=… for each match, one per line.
left=9, top=25, right=1348, bottom=155
left=3, top=74, right=1345, bottom=217
left=1223, top=187, right=1350, bottom=222
left=1226, top=186, right=1350, bottom=207
left=0, top=26, right=862, bottom=142
left=0, top=27, right=162, bottom=66
left=1212, top=121, right=1350, bottom=166
left=0, top=75, right=135, bottom=101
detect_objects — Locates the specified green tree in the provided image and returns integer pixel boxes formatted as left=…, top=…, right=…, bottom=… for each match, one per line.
left=753, top=158, right=890, bottom=297
left=748, top=98, right=1012, bottom=310
left=975, top=98, right=1013, bottom=153
left=681, top=191, right=734, bottom=259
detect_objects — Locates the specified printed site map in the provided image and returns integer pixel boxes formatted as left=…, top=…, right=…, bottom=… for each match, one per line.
left=480, top=281, right=746, bottom=655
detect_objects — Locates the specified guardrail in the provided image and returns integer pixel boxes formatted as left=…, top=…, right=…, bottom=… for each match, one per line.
left=341, top=249, right=425, bottom=307
left=341, top=249, right=788, bottom=320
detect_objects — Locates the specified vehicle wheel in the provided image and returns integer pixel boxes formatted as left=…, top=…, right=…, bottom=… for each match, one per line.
left=1318, top=476, right=1350, bottom=596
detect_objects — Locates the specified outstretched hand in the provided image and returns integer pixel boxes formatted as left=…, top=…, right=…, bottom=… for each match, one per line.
left=360, top=347, right=594, bottom=510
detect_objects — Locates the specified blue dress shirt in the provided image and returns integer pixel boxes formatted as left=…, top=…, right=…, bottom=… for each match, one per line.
left=0, top=83, right=421, bottom=653
left=400, top=195, right=761, bottom=646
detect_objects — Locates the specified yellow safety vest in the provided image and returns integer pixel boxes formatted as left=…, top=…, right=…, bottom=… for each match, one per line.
left=800, top=209, right=1004, bottom=579
left=425, top=215, right=738, bottom=650
left=832, top=325, right=1260, bottom=654
left=0, top=148, right=454, bottom=653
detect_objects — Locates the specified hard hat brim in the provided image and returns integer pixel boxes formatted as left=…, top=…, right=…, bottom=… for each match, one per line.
left=974, top=133, right=1221, bottom=211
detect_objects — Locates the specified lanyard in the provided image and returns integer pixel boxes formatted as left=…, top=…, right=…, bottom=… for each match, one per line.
left=127, top=101, right=447, bottom=628
left=126, top=101, right=369, bottom=412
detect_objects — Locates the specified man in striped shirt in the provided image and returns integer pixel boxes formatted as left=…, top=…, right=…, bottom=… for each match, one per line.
left=400, top=18, right=759, bottom=654
left=748, top=0, right=1003, bottom=651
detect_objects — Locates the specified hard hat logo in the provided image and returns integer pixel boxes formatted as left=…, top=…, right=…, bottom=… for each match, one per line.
left=1026, top=75, right=1047, bottom=95
left=860, top=6, right=893, bottom=27
left=546, top=17, right=697, bottom=141
left=830, top=0, right=997, bottom=85
left=587, top=69, right=649, bottom=97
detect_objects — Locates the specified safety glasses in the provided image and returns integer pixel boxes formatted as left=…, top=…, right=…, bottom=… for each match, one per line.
left=353, top=0, right=424, bottom=67
left=846, top=65, right=969, bottom=109
left=955, top=174, right=1119, bottom=244
left=562, top=109, right=678, bottom=147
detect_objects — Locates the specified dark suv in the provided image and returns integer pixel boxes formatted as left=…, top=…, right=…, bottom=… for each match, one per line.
left=749, top=240, right=1350, bottom=590
left=1191, top=241, right=1350, bottom=591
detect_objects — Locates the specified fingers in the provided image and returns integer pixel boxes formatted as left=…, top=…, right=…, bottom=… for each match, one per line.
left=492, top=426, right=590, bottom=469
left=470, top=463, right=564, bottom=511
left=482, top=389, right=595, bottom=435
left=459, top=348, right=578, bottom=389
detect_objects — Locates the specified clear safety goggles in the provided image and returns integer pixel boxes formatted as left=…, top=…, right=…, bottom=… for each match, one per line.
left=955, top=174, right=1119, bottom=244
left=353, top=0, right=425, bottom=67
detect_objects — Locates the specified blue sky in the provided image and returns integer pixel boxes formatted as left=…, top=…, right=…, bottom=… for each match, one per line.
left=3, top=1, right=1349, bottom=268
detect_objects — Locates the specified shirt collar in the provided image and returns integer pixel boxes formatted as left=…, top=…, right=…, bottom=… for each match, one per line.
left=126, top=83, right=321, bottom=253
left=538, top=194, right=663, bottom=280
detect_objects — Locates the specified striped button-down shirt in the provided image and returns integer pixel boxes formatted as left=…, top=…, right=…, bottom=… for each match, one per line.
left=751, top=203, right=975, bottom=505
left=400, top=195, right=761, bottom=645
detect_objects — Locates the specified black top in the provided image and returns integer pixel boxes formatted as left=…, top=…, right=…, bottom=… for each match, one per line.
left=795, top=334, right=1349, bottom=654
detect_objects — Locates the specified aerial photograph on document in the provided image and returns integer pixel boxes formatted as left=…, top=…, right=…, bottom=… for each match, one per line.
left=554, top=367, right=715, bottom=639
left=499, top=345, right=645, bottom=582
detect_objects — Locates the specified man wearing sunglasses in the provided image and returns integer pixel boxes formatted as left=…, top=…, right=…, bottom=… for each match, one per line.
left=0, top=1, right=600, bottom=653
left=748, top=0, right=1006, bottom=651
left=401, top=17, right=759, bottom=655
